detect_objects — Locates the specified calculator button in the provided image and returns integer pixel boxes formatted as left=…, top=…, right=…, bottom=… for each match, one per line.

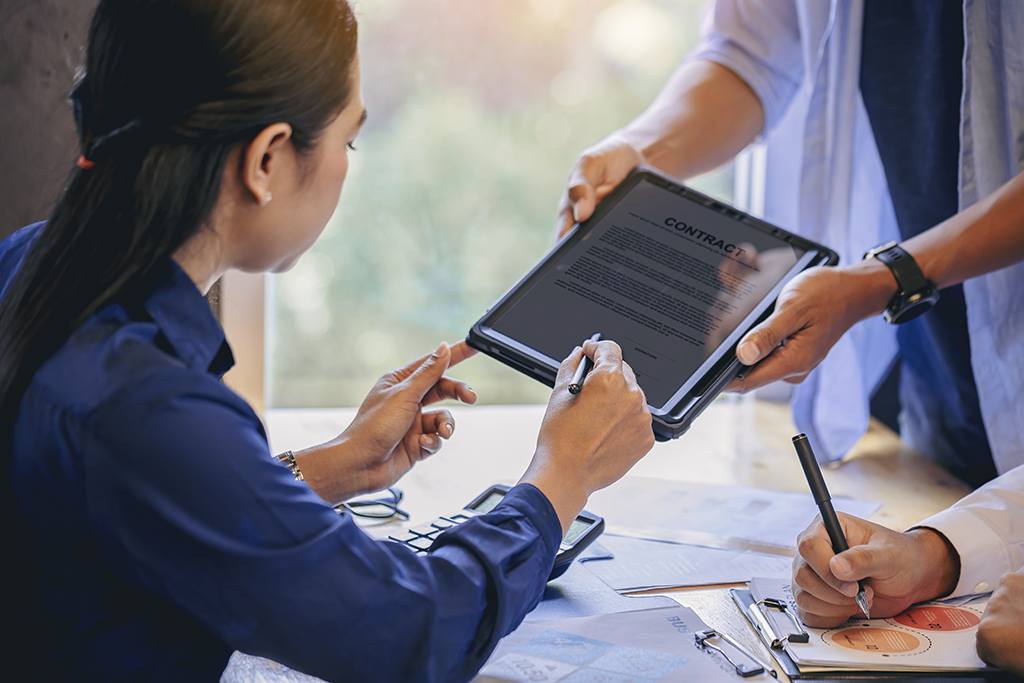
left=406, top=537, right=434, bottom=552
left=409, top=524, right=437, bottom=536
left=446, top=514, right=469, bottom=523
left=388, top=530, right=421, bottom=544
left=431, top=518, right=455, bottom=530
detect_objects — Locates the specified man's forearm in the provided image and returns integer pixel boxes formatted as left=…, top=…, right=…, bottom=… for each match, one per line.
left=801, top=169, right=1024, bottom=334
left=906, top=170, right=1024, bottom=290
left=615, top=59, right=765, bottom=181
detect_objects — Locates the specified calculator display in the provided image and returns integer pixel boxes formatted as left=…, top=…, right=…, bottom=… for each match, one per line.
left=470, top=491, right=506, bottom=514
left=563, top=518, right=590, bottom=545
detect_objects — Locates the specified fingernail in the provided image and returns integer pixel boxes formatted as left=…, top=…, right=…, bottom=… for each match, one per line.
left=446, top=422, right=455, bottom=437
left=435, top=342, right=449, bottom=355
left=737, top=340, right=759, bottom=364
left=840, top=582, right=859, bottom=597
left=831, top=555, right=856, bottom=582
left=572, top=204, right=580, bottom=222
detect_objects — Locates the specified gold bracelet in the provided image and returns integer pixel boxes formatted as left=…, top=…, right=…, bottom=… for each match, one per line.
left=275, top=450, right=304, bottom=481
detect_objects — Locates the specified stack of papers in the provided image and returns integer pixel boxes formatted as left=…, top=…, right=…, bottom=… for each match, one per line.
left=582, top=535, right=790, bottom=593
left=576, top=477, right=878, bottom=592
left=586, top=476, right=880, bottom=556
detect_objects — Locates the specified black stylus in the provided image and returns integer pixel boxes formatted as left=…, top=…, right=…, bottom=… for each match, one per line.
left=568, top=333, right=601, bottom=394
left=792, top=433, right=870, bottom=619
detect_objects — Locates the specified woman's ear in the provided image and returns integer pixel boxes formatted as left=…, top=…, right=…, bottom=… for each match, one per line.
left=241, top=123, right=294, bottom=207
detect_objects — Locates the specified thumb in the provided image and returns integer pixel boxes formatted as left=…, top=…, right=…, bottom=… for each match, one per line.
left=735, top=305, right=802, bottom=365
left=555, top=346, right=585, bottom=386
left=831, top=544, right=890, bottom=584
left=568, top=181, right=597, bottom=225
left=403, top=342, right=452, bottom=399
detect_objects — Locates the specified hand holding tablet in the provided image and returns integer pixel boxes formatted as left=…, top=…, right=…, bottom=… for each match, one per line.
left=469, top=167, right=837, bottom=440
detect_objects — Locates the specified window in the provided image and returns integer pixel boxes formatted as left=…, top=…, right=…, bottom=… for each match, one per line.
left=229, top=0, right=742, bottom=411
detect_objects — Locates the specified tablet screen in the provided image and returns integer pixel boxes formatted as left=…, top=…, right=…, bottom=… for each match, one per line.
left=483, top=178, right=816, bottom=413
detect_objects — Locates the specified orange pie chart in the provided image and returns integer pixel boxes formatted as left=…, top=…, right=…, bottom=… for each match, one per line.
left=893, top=605, right=980, bottom=632
left=830, top=627, right=924, bottom=654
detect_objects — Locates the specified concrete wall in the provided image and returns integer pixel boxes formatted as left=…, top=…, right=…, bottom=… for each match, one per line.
left=0, top=0, right=98, bottom=241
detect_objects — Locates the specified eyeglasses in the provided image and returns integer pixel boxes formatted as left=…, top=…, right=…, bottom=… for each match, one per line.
left=336, top=487, right=410, bottom=521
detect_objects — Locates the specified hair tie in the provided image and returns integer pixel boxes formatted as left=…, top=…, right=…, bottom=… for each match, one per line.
left=80, top=117, right=147, bottom=166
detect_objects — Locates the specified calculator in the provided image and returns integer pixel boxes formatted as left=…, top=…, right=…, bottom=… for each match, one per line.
left=386, top=484, right=605, bottom=581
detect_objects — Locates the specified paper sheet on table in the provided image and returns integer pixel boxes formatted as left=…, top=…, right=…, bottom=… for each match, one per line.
left=582, top=535, right=790, bottom=593
left=749, top=576, right=991, bottom=672
left=586, top=476, right=880, bottom=556
left=473, top=605, right=771, bottom=682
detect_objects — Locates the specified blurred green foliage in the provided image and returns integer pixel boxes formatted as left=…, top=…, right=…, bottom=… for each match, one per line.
left=269, top=0, right=732, bottom=407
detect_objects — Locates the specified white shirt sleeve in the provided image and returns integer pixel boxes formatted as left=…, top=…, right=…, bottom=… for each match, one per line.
left=915, top=465, right=1024, bottom=596
left=685, top=0, right=805, bottom=136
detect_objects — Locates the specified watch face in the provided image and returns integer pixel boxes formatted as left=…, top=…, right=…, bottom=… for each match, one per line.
left=885, top=291, right=940, bottom=324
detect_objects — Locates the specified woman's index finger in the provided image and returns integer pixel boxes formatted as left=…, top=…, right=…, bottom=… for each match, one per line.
left=448, top=340, right=478, bottom=367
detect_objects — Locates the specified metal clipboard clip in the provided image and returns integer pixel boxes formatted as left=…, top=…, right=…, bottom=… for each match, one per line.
left=695, top=628, right=778, bottom=678
left=746, top=597, right=809, bottom=649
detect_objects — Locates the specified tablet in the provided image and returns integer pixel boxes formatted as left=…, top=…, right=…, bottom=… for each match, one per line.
left=467, top=167, right=838, bottom=440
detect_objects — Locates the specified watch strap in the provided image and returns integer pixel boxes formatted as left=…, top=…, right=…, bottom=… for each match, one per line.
left=871, top=244, right=931, bottom=297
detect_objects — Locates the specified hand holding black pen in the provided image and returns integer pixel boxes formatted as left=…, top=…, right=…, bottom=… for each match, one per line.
left=568, top=333, right=601, bottom=394
left=792, top=433, right=871, bottom=619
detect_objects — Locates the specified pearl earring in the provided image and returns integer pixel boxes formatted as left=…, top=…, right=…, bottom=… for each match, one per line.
left=262, top=191, right=272, bottom=207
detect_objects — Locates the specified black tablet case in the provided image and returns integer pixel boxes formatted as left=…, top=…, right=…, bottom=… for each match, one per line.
left=467, top=167, right=839, bottom=441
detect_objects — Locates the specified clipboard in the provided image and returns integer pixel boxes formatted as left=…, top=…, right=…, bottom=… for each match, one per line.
left=730, top=588, right=1015, bottom=681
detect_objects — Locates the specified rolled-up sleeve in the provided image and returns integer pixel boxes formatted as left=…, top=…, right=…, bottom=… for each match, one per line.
left=86, top=366, right=561, bottom=683
left=915, top=465, right=1024, bottom=597
left=687, top=0, right=805, bottom=136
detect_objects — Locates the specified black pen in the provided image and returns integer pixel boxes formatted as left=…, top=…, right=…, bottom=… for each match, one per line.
left=792, top=433, right=870, bottom=619
left=568, top=333, right=601, bottom=394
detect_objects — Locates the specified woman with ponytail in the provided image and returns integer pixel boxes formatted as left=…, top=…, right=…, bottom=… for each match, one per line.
left=0, top=1, right=655, bottom=680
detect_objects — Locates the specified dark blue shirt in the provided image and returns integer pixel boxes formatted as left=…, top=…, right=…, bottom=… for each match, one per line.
left=3, top=222, right=561, bottom=682
left=860, top=0, right=996, bottom=487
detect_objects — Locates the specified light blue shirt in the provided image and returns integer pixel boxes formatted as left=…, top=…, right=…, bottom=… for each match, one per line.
left=690, top=0, right=1024, bottom=474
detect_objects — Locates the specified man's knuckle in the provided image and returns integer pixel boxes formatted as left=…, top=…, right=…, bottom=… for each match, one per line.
left=792, top=587, right=814, bottom=611
left=643, top=430, right=656, bottom=450
left=975, top=627, right=995, bottom=661
left=793, top=562, right=812, bottom=583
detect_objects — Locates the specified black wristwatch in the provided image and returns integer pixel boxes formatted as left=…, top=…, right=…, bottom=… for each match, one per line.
left=863, top=241, right=939, bottom=324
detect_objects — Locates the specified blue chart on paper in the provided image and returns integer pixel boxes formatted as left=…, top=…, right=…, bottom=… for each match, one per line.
left=486, top=628, right=689, bottom=682
left=517, top=630, right=614, bottom=666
